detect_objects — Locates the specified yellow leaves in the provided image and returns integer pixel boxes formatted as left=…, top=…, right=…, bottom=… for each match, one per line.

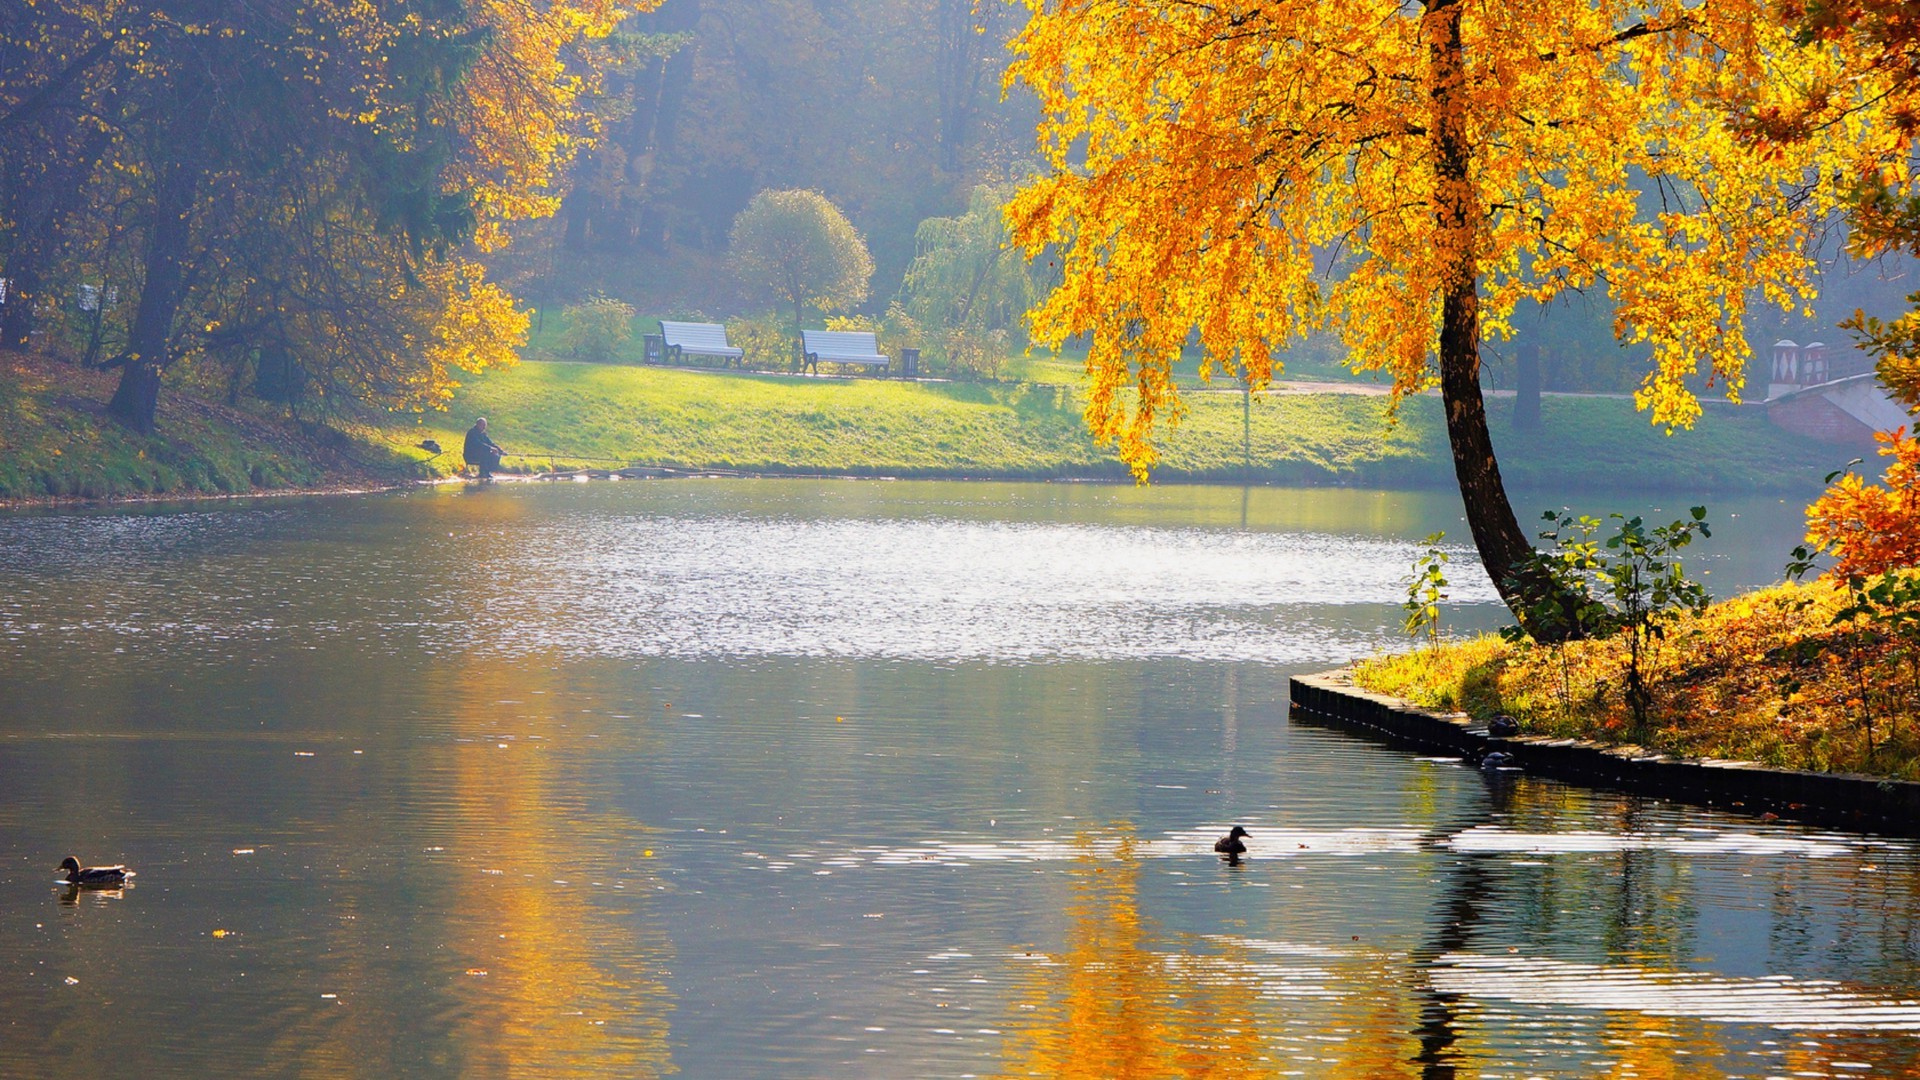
left=1008, top=0, right=1863, bottom=475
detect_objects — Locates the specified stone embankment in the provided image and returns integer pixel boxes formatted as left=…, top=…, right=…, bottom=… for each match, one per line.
left=1291, top=668, right=1920, bottom=834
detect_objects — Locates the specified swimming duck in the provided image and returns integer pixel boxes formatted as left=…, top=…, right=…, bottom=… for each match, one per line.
left=58, top=856, right=131, bottom=886
left=1214, top=826, right=1250, bottom=857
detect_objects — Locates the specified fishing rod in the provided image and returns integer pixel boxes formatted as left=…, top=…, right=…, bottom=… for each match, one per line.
left=499, top=449, right=631, bottom=465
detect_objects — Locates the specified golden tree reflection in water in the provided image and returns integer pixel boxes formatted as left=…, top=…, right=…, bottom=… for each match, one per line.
left=253, top=659, right=679, bottom=1077
left=992, top=825, right=1421, bottom=1079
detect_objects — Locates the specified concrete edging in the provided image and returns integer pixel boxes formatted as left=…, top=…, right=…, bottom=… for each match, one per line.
left=1289, top=668, right=1920, bottom=834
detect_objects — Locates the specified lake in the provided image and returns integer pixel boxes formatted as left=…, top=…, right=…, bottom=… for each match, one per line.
left=2, top=479, right=1916, bottom=1077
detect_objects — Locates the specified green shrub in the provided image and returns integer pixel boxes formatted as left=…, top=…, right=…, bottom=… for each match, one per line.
left=558, top=295, right=637, bottom=361
left=729, top=311, right=796, bottom=370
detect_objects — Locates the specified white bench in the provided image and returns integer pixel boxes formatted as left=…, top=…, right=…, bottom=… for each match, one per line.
left=659, top=320, right=744, bottom=366
left=800, top=329, right=888, bottom=375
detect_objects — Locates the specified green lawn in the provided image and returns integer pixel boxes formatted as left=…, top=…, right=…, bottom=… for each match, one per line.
left=371, top=360, right=1839, bottom=493
left=0, top=344, right=1841, bottom=503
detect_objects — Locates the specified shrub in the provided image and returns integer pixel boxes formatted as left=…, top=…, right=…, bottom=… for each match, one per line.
left=558, top=294, right=637, bottom=361
left=729, top=311, right=798, bottom=370
left=1806, top=426, right=1920, bottom=579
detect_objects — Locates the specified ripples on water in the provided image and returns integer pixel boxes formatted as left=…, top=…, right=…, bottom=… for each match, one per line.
left=0, top=481, right=1915, bottom=1078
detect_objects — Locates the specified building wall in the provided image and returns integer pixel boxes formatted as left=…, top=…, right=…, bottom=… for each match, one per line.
left=1767, top=393, right=1879, bottom=448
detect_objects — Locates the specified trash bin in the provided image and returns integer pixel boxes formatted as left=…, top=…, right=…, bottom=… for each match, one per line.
left=642, top=334, right=665, bottom=365
left=900, top=347, right=919, bottom=378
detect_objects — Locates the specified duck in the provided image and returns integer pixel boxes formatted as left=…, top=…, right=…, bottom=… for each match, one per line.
left=1214, top=826, right=1250, bottom=857
left=58, top=856, right=132, bottom=887
left=1488, top=714, right=1521, bottom=738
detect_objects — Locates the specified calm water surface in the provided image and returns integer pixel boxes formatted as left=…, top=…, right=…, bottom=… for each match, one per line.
left=1, top=479, right=1916, bottom=1078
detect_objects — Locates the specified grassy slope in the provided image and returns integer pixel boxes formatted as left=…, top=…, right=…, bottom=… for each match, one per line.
left=0, top=351, right=383, bottom=501
left=374, top=359, right=1838, bottom=492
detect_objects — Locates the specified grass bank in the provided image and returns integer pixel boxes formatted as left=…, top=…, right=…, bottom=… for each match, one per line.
left=0, top=349, right=1846, bottom=502
left=0, top=351, right=396, bottom=502
left=371, top=359, right=1841, bottom=492
left=1354, top=578, right=1920, bottom=781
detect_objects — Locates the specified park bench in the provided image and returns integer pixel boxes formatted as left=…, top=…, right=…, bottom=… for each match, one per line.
left=659, top=320, right=744, bottom=367
left=799, top=329, right=889, bottom=375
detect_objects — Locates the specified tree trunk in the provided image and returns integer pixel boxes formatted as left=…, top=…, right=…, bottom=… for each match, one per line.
left=0, top=259, right=38, bottom=350
left=793, top=298, right=806, bottom=370
left=1429, top=0, right=1572, bottom=642
left=108, top=360, right=163, bottom=433
left=109, top=155, right=198, bottom=434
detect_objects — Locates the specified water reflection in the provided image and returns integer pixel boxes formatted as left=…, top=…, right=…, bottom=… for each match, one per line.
left=991, top=826, right=1278, bottom=1078
left=0, top=655, right=678, bottom=1077
left=0, top=480, right=1915, bottom=1076
left=990, top=806, right=1920, bottom=1077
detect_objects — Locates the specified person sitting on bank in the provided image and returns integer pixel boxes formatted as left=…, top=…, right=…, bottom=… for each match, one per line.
left=464, top=417, right=506, bottom=479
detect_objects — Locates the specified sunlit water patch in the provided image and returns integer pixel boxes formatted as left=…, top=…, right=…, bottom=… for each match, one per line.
left=1431, top=952, right=1920, bottom=1031
left=1445, top=824, right=1887, bottom=859
left=473, top=514, right=1503, bottom=664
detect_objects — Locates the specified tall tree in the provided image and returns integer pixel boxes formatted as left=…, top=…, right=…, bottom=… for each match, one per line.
left=1006, top=0, right=1861, bottom=637
left=1, top=0, right=644, bottom=433
left=729, top=188, right=873, bottom=351
left=899, top=180, right=1054, bottom=374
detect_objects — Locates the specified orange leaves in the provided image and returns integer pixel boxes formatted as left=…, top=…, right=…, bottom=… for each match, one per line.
left=1806, top=426, right=1920, bottom=578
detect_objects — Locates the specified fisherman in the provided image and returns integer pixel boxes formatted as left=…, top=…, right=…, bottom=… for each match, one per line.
left=464, top=417, right=506, bottom=479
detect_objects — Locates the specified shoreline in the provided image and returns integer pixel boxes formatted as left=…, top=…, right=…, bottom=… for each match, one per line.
left=0, top=460, right=1829, bottom=515
left=1290, top=667, right=1920, bottom=836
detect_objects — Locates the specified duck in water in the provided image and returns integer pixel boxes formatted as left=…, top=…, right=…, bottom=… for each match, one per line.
left=57, top=856, right=132, bottom=887
left=1214, top=826, right=1250, bottom=863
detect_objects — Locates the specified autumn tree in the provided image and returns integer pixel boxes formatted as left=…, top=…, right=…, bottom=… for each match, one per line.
left=1005, top=0, right=1863, bottom=637
left=0, top=0, right=643, bottom=433
left=0, top=2, right=140, bottom=350
left=1806, top=428, right=1920, bottom=578
left=1747, top=0, right=1920, bottom=415
left=729, top=188, right=874, bottom=353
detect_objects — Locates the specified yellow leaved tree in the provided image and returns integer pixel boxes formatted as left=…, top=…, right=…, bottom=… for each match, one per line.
left=1, top=0, right=642, bottom=433
left=1005, top=0, right=1873, bottom=636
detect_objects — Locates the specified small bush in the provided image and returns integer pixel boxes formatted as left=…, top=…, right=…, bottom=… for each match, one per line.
left=729, top=311, right=797, bottom=370
left=558, top=295, right=637, bottom=361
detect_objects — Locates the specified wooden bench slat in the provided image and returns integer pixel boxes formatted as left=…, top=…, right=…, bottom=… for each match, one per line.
left=800, top=330, right=889, bottom=368
left=659, top=320, right=744, bottom=360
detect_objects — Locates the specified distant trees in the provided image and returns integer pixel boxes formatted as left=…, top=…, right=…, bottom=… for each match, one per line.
left=553, top=0, right=1034, bottom=291
left=897, top=181, right=1053, bottom=377
left=729, top=189, right=873, bottom=354
left=0, top=0, right=644, bottom=433
left=1005, top=0, right=1869, bottom=639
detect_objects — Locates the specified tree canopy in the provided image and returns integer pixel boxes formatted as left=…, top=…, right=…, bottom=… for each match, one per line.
left=0, top=0, right=645, bottom=432
left=1005, top=0, right=1872, bottom=634
left=729, top=188, right=874, bottom=347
